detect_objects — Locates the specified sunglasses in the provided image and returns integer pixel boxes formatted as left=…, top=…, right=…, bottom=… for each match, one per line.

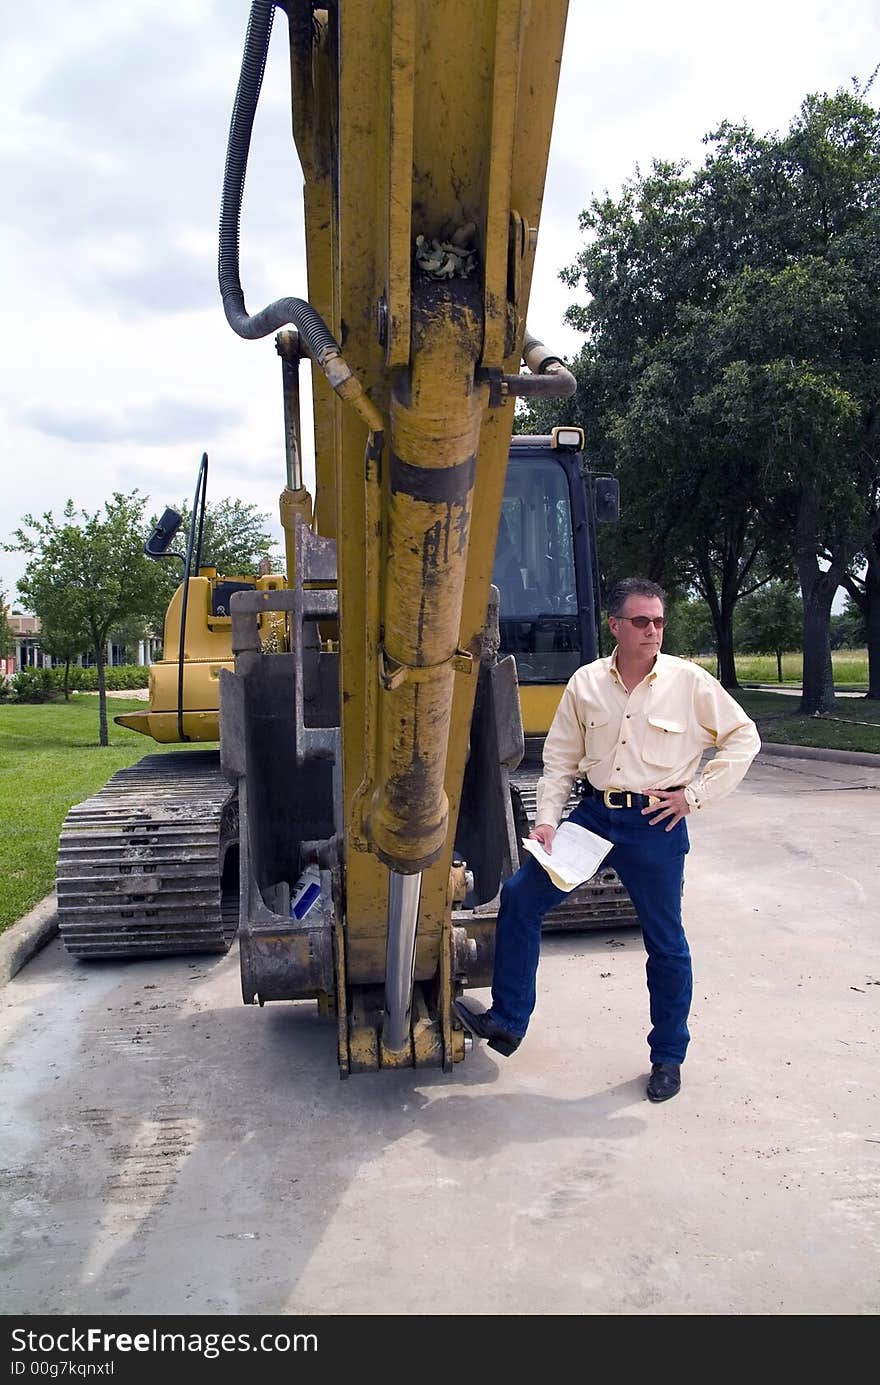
left=617, top=615, right=666, bottom=629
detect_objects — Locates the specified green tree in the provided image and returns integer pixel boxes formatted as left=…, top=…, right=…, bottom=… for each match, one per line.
left=662, top=597, right=715, bottom=659
left=708, top=87, right=880, bottom=713
left=605, top=314, right=783, bottom=686
left=521, top=141, right=796, bottom=680
left=32, top=599, right=90, bottom=700
left=525, top=84, right=879, bottom=714
left=8, top=493, right=164, bottom=744
left=735, top=581, right=803, bottom=682
left=145, top=497, right=279, bottom=642
left=703, top=261, right=866, bottom=708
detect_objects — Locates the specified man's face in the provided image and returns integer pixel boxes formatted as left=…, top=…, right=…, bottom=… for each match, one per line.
left=608, top=595, right=665, bottom=660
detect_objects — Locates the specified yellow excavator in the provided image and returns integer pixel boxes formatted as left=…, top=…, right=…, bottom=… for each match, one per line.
left=56, top=0, right=634, bottom=1074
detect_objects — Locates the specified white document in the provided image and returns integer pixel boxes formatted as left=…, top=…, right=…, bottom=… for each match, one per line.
left=521, top=820, right=613, bottom=892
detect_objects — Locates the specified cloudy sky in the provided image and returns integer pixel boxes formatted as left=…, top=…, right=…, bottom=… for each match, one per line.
left=2, top=0, right=878, bottom=606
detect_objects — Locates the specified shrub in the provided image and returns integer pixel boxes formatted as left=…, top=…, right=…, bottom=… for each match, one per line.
left=68, top=664, right=151, bottom=691
left=7, top=667, right=56, bottom=702
left=0, top=663, right=151, bottom=701
left=104, top=664, right=150, bottom=690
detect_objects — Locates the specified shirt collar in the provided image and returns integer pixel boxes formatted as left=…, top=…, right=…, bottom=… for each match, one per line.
left=609, top=647, right=663, bottom=687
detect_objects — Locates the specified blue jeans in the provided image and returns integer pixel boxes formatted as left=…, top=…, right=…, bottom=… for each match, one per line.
left=490, top=795, right=692, bottom=1065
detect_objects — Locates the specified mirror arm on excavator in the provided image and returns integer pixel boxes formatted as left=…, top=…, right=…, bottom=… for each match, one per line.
left=143, top=509, right=186, bottom=568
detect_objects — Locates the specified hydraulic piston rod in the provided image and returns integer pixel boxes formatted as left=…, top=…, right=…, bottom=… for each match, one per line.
left=383, top=870, right=422, bottom=1052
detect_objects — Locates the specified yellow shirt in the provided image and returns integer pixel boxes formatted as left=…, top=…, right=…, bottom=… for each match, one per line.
left=535, top=650, right=761, bottom=827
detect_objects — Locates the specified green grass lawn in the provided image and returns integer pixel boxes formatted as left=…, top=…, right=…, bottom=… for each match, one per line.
left=737, top=688, right=880, bottom=754
left=0, top=698, right=194, bottom=934
left=695, top=649, right=868, bottom=688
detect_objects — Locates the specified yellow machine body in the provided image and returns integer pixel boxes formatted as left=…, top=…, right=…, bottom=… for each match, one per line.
left=84, top=0, right=577, bottom=1076
left=116, top=573, right=286, bottom=742
left=301, top=1, right=568, bottom=996
left=518, top=683, right=567, bottom=738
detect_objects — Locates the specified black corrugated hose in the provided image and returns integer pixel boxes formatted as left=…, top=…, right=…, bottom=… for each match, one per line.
left=219, top=0, right=337, bottom=362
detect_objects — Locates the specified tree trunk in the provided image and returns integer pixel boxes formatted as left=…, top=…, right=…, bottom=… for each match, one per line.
left=795, top=490, right=839, bottom=716
left=63, top=658, right=71, bottom=701
left=698, top=567, right=724, bottom=679
left=716, top=547, right=742, bottom=688
left=799, top=582, right=836, bottom=714
left=693, top=536, right=743, bottom=689
left=776, top=648, right=783, bottom=683
left=96, top=648, right=109, bottom=746
left=716, top=619, right=738, bottom=688
left=715, top=551, right=742, bottom=692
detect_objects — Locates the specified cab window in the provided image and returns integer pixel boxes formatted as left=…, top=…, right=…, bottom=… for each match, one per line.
left=492, top=456, right=580, bottom=683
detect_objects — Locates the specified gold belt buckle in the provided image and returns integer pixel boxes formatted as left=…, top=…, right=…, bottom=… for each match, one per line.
left=603, top=788, right=631, bottom=809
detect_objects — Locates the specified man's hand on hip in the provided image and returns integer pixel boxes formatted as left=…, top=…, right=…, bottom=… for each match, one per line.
left=643, top=788, right=690, bottom=831
left=529, top=824, right=556, bottom=853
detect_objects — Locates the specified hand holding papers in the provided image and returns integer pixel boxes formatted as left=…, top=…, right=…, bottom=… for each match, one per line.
left=521, top=820, right=613, bottom=892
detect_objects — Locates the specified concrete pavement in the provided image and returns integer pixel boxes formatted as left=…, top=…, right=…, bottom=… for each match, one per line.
left=1, top=748, right=878, bottom=1315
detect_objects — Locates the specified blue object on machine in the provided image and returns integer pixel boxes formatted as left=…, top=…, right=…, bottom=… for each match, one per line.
left=290, top=864, right=322, bottom=920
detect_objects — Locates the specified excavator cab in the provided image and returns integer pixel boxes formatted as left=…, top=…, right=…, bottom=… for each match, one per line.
left=468, top=427, right=638, bottom=935
left=495, top=428, right=618, bottom=733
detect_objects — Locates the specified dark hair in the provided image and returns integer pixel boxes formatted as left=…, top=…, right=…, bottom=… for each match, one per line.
left=605, top=577, right=666, bottom=618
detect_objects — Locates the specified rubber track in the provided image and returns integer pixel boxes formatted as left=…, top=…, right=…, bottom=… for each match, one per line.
left=512, top=769, right=639, bottom=930
left=57, top=751, right=238, bottom=959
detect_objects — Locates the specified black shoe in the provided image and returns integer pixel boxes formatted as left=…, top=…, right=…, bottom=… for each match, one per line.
left=453, top=999, right=522, bottom=1057
left=647, top=1062, right=681, bottom=1102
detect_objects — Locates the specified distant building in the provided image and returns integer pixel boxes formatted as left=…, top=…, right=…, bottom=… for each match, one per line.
left=0, top=609, right=160, bottom=676
left=1, top=612, right=41, bottom=676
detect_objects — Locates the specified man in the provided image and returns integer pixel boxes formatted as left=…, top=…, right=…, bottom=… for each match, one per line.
left=454, top=577, right=761, bottom=1102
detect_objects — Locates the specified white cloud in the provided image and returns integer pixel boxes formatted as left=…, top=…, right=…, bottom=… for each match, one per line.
left=2, top=0, right=878, bottom=603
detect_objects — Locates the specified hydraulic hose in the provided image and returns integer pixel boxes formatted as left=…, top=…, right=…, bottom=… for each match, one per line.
left=219, top=2, right=332, bottom=347
left=503, top=331, right=577, bottom=399
left=219, top=0, right=383, bottom=435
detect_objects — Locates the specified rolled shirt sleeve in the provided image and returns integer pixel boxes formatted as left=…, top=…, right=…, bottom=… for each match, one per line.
left=682, top=676, right=761, bottom=811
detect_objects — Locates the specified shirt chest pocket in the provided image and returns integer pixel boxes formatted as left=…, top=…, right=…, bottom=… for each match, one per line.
left=643, top=715, right=686, bottom=767
left=585, top=712, right=618, bottom=760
